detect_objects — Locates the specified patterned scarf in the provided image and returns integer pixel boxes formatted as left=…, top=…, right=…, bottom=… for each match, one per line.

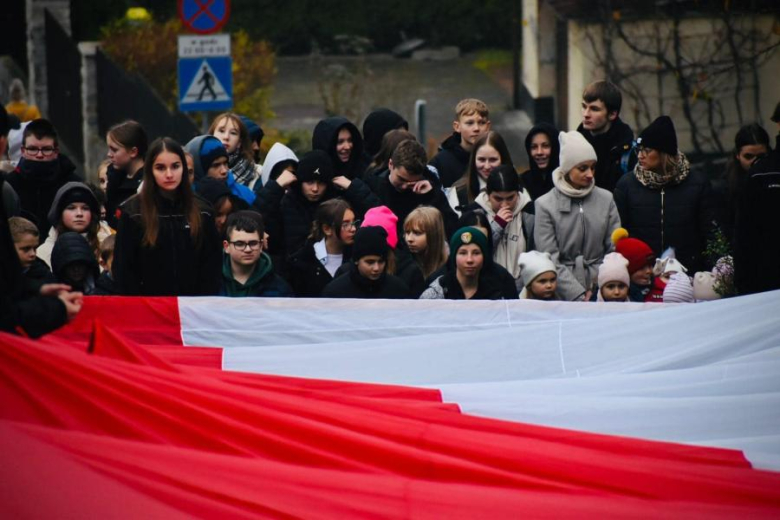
left=634, top=151, right=690, bottom=190
left=228, top=149, right=257, bottom=187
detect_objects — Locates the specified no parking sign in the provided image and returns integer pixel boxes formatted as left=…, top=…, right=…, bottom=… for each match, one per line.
left=178, top=0, right=230, bottom=35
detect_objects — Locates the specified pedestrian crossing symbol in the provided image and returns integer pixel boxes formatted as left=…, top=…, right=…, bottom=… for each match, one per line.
left=178, top=56, right=232, bottom=112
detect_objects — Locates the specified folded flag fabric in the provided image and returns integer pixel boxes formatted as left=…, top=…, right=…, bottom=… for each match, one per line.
left=2, top=292, right=780, bottom=517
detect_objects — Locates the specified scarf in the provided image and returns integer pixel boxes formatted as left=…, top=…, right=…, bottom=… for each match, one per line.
left=634, top=151, right=690, bottom=190
left=475, top=191, right=531, bottom=280
left=228, top=149, right=257, bottom=187
left=551, top=166, right=596, bottom=199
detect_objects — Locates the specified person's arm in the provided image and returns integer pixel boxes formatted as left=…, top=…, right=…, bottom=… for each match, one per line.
left=604, top=198, right=622, bottom=254
left=533, top=203, right=586, bottom=301
left=337, top=177, right=382, bottom=216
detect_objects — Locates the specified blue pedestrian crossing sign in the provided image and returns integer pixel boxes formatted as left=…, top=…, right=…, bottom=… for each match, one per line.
left=178, top=35, right=232, bottom=112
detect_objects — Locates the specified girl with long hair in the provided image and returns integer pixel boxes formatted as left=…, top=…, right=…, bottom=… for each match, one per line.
left=448, top=131, right=515, bottom=214
left=113, top=137, right=221, bottom=295
left=403, top=206, right=448, bottom=281
left=209, top=112, right=262, bottom=189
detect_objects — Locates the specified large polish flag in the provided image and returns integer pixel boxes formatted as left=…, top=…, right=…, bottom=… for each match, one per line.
left=2, top=292, right=780, bottom=517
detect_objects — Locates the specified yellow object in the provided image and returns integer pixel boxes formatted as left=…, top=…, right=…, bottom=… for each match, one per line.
left=5, top=101, right=41, bottom=122
left=126, top=8, right=151, bottom=22
left=611, top=227, right=629, bottom=245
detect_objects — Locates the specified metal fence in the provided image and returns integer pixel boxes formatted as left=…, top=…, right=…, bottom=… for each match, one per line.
left=44, top=10, right=84, bottom=164
left=96, top=50, right=199, bottom=146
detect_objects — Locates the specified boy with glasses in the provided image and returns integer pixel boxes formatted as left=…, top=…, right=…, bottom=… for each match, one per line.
left=6, top=118, right=82, bottom=240
left=220, top=210, right=292, bottom=297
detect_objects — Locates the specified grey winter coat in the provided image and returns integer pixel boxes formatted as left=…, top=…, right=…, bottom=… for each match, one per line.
left=534, top=169, right=621, bottom=300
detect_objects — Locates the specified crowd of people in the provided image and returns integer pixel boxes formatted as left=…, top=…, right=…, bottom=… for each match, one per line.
left=2, top=79, right=778, bottom=337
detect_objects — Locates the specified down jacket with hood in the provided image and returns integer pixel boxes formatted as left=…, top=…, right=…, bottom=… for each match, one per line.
left=534, top=167, right=622, bottom=301
left=520, top=123, right=560, bottom=201
left=184, top=135, right=256, bottom=207
left=312, top=117, right=365, bottom=180
left=253, top=143, right=299, bottom=266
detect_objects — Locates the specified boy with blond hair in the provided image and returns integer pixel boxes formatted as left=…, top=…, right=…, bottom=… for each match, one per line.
left=9, top=216, right=55, bottom=287
left=430, top=98, right=491, bottom=188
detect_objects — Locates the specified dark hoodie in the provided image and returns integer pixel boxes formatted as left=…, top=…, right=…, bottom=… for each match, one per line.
left=429, top=132, right=471, bottom=188
left=6, top=154, right=82, bottom=240
left=577, top=117, right=635, bottom=192
left=220, top=252, right=292, bottom=297
left=312, top=117, right=365, bottom=180
left=362, top=108, right=408, bottom=160
left=521, top=123, right=560, bottom=201
left=51, top=231, right=100, bottom=294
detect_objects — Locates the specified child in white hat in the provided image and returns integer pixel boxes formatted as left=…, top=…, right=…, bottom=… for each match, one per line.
left=597, top=252, right=630, bottom=302
left=518, top=250, right=558, bottom=300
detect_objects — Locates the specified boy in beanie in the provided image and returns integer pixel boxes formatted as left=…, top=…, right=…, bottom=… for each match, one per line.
left=597, top=252, right=630, bottom=302
left=518, top=250, right=558, bottom=300
left=612, top=228, right=659, bottom=302
left=322, top=226, right=411, bottom=299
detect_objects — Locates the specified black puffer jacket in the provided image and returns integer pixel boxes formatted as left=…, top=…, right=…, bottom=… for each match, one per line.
left=106, top=164, right=143, bottom=227
left=5, top=154, right=82, bottom=239
left=429, top=132, right=470, bottom=188
left=734, top=135, right=780, bottom=294
left=312, top=117, right=365, bottom=180
left=322, top=263, right=411, bottom=299
left=614, top=168, right=717, bottom=273
left=113, top=194, right=222, bottom=296
left=51, top=231, right=100, bottom=293
left=281, top=179, right=380, bottom=257
left=520, top=123, right=559, bottom=201
left=577, top=118, right=635, bottom=192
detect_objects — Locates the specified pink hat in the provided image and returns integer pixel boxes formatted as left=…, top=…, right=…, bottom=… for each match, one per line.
left=362, top=206, right=398, bottom=249
left=598, top=252, right=630, bottom=288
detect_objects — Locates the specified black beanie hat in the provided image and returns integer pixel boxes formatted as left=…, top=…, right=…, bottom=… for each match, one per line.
left=196, top=177, right=232, bottom=206
left=352, top=226, right=389, bottom=260
left=637, top=116, right=678, bottom=156
left=297, top=150, right=334, bottom=183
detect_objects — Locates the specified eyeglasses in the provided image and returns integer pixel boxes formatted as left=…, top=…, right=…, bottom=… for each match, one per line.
left=636, top=146, right=656, bottom=156
left=23, top=146, right=58, bottom=157
left=341, top=219, right=361, bottom=230
left=229, top=240, right=262, bottom=250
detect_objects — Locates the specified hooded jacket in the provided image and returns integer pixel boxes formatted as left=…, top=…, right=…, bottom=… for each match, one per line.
left=185, top=135, right=256, bottom=206
left=51, top=232, right=100, bottom=293
left=534, top=167, right=622, bottom=301
left=0, top=176, right=67, bottom=338
left=576, top=117, right=635, bottom=192
left=312, top=117, right=365, bottom=180
left=220, top=252, right=292, bottom=297
left=429, top=132, right=471, bottom=188
left=36, top=182, right=110, bottom=268
left=281, top=176, right=380, bottom=257
left=361, top=108, right=408, bottom=170
left=734, top=134, right=780, bottom=294
left=521, top=123, right=560, bottom=201
left=5, top=154, right=82, bottom=240
left=322, top=262, right=411, bottom=299
left=112, top=194, right=222, bottom=296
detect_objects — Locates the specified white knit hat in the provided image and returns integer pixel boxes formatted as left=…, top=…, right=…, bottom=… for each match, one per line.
left=598, top=253, right=630, bottom=288
left=663, top=272, right=694, bottom=303
left=652, top=247, right=688, bottom=277
left=518, top=251, right=557, bottom=287
left=558, top=131, right=597, bottom=175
